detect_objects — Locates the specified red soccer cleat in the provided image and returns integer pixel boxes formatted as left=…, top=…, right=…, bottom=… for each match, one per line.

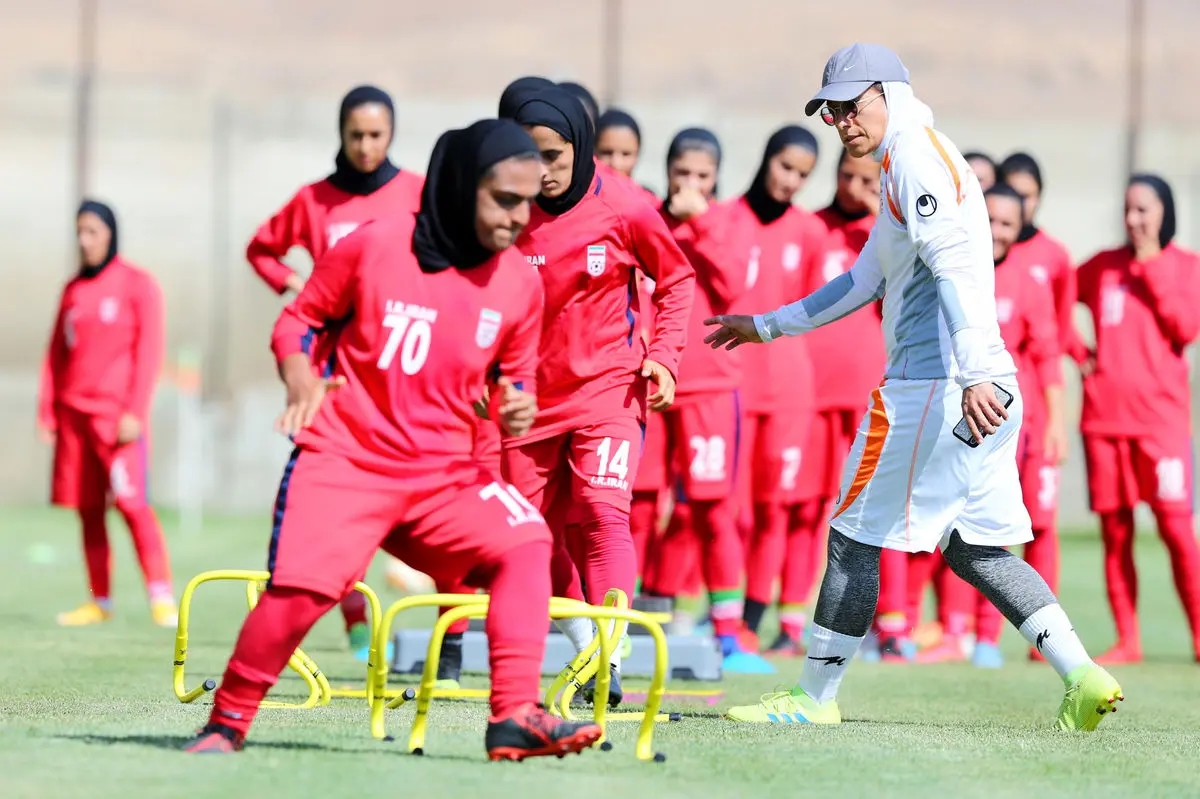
left=485, top=703, right=602, bottom=762
left=184, top=723, right=244, bottom=754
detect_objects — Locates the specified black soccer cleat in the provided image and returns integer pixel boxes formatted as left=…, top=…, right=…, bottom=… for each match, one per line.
left=579, top=664, right=623, bottom=709
left=436, top=633, right=464, bottom=684
left=184, top=722, right=244, bottom=754
left=485, top=703, right=603, bottom=762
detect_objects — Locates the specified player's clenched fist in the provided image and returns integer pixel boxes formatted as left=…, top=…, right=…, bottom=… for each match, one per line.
left=275, top=353, right=345, bottom=437
left=493, top=377, right=537, bottom=437
left=703, top=314, right=763, bottom=350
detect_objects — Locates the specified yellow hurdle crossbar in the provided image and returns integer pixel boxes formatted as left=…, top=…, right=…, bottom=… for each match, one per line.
left=173, top=569, right=382, bottom=708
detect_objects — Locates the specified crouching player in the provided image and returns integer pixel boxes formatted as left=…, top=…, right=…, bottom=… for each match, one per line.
left=185, top=119, right=603, bottom=760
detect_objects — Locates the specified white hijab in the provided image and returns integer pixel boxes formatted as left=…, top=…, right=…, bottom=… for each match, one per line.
left=874, top=81, right=935, bottom=161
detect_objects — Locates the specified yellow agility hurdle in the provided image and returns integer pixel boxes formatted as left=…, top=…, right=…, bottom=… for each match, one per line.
left=371, top=590, right=670, bottom=762
left=173, top=569, right=384, bottom=708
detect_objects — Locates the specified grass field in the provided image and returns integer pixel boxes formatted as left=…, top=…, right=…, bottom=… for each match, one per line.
left=2, top=506, right=1198, bottom=799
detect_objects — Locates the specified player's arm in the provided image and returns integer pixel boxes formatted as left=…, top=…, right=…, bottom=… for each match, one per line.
left=1065, top=256, right=1098, bottom=367
left=629, top=205, right=697, bottom=409
left=1026, top=280, right=1068, bottom=464
left=36, top=290, right=68, bottom=438
left=1134, top=249, right=1200, bottom=349
left=122, top=274, right=166, bottom=441
left=680, top=204, right=750, bottom=309
left=247, top=190, right=310, bottom=295
left=488, top=275, right=545, bottom=438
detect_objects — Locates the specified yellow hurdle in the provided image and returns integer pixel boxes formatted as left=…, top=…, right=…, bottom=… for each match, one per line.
left=173, top=569, right=382, bottom=708
left=370, top=589, right=670, bottom=762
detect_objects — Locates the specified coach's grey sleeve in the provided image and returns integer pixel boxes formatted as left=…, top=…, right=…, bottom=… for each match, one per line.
left=754, top=229, right=885, bottom=342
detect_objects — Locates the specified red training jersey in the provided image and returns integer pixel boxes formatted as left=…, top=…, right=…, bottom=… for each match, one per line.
left=271, top=216, right=544, bottom=484
left=1073, top=243, right=1200, bottom=437
left=729, top=198, right=822, bottom=414
left=993, top=254, right=1062, bottom=430
left=660, top=198, right=753, bottom=400
left=1007, top=228, right=1075, bottom=355
left=805, top=206, right=887, bottom=410
left=39, top=257, right=164, bottom=434
left=515, top=173, right=695, bottom=441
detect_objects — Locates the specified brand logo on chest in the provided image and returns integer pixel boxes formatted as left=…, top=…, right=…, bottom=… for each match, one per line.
left=1029, top=264, right=1048, bottom=284
left=782, top=243, right=802, bottom=272
left=587, top=244, right=606, bottom=277
left=327, top=222, right=360, bottom=249
left=476, top=308, right=503, bottom=348
left=98, top=297, right=119, bottom=323
left=995, top=297, right=1014, bottom=324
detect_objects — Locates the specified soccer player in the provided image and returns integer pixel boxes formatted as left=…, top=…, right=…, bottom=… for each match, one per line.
left=729, top=126, right=823, bottom=655
left=782, top=148, right=888, bottom=657
left=640, top=127, right=771, bottom=672
left=595, top=108, right=662, bottom=206
left=1072, top=174, right=1200, bottom=664
left=186, top=119, right=604, bottom=760
left=706, top=43, right=1121, bottom=729
left=244, top=85, right=424, bottom=658
left=997, top=152, right=1075, bottom=603
left=507, top=87, right=695, bottom=704
left=919, top=184, right=1065, bottom=667
left=38, top=201, right=175, bottom=628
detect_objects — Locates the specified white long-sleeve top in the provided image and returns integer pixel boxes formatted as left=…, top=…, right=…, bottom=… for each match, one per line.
left=754, top=123, right=1016, bottom=388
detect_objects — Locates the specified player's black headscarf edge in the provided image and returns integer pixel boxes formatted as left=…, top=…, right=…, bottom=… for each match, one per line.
left=744, top=125, right=819, bottom=225
left=412, top=119, right=539, bottom=274
left=329, top=84, right=400, bottom=196
left=77, top=199, right=119, bottom=273
left=513, top=87, right=596, bottom=216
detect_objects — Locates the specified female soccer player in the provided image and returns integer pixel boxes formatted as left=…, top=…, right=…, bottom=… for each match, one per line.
left=507, top=87, right=695, bottom=703
left=997, top=152, right=1074, bottom=603
left=187, top=118, right=604, bottom=760
left=39, top=200, right=175, bottom=627
left=1073, top=174, right=1200, bottom=664
left=729, top=125, right=823, bottom=654
left=641, top=126, right=771, bottom=673
left=244, top=85, right=423, bottom=658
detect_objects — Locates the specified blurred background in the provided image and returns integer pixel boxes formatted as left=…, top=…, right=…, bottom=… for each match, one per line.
left=2, top=0, right=1197, bottom=524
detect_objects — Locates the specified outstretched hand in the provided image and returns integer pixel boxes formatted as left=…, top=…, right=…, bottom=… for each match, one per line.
left=703, top=314, right=763, bottom=350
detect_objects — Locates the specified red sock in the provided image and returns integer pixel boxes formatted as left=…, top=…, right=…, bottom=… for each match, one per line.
left=974, top=590, right=1004, bottom=645
left=550, top=535, right=585, bottom=601
left=210, top=586, right=336, bottom=737
left=691, top=498, right=743, bottom=637
left=1154, top=509, right=1200, bottom=655
left=643, top=503, right=695, bottom=597
left=340, top=591, right=368, bottom=631
left=780, top=500, right=824, bottom=608
left=79, top=505, right=111, bottom=601
left=876, top=548, right=909, bottom=633
left=116, top=503, right=173, bottom=599
left=630, top=490, right=659, bottom=582
left=906, top=551, right=936, bottom=627
left=577, top=504, right=637, bottom=606
left=745, top=501, right=788, bottom=606
left=484, top=539, right=552, bottom=720
left=1100, top=509, right=1139, bottom=646
left=1024, top=526, right=1059, bottom=593
left=937, top=563, right=973, bottom=637
left=437, top=578, right=474, bottom=635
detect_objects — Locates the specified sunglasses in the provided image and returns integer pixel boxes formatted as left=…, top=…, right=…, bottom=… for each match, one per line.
left=820, top=90, right=884, bottom=126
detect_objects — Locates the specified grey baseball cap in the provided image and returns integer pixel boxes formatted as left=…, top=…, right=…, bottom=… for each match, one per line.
left=804, top=43, right=910, bottom=117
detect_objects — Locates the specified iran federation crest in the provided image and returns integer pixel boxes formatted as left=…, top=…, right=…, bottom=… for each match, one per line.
left=782, top=243, right=802, bottom=272
left=98, top=297, right=119, bottom=323
left=476, top=308, right=502, bottom=348
left=587, top=244, right=606, bottom=277
left=995, top=297, right=1014, bottom=324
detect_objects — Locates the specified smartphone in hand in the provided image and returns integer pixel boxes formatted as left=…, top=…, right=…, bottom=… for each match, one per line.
left=952, top=383, right=1014, bottom=448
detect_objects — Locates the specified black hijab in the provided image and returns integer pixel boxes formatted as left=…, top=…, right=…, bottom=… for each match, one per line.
left=597, top=108, right=641, bottom=144
left=1128, top=173, right=1177, bottom=249
left=77, top=199, right=118, bottom=277
left=998, top=152, right=1043, bottom=243
left=498, top=76, right=555, bottom=119
left=514, top=87, right=596, bottom=216
left=744, top=125, right=819, bottom=224
left=328, top=85, right=400, bottom=196
left=412, top=119, right=539, bottom=274
left=559, top=81, right=599, bottom=125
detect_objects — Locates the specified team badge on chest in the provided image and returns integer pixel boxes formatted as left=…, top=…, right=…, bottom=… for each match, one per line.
left=476, top=308, right=503, bottom=348
left=587, top=244, right=606, bottom=277
left=995, top=297, right=1014, bottom=324
left=782, top=243, right=802, bottom=272
left=98, top=297, right=119, bottom=323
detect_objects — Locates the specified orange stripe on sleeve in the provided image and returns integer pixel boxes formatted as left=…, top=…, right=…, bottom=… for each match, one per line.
left=885, top=186, right=906, bottom=226
left=924, top=127, right=962, bottom=204
left=832, top=386, right=889, bottom=519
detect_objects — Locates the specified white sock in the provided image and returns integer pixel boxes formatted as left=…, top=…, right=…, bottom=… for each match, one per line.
left=1018, top=604, right=1092, bottom=683
left=796, top=624, right=862, bottom=704
left=607, top=623, right=625, bottom=674
left=555, top=616, right=595, bottom=654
